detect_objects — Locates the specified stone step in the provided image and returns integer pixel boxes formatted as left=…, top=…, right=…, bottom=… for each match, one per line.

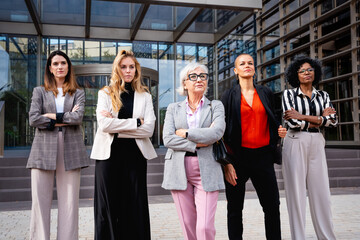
left=329, top=177, right=360, bottom=188
left=325, top=149, right=360, bottom=159
left=327, top=158, right=360, bottom=168
left=328, top=167, right=360, bottom=177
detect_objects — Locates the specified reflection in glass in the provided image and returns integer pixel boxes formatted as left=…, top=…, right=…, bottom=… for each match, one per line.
left=0, top=0, right=31, bottom=22
left=91, top=1, right=130, bottom=28
left=68, top=40, right=84, bottom=62
left=264, top=28, right=280, bottom=46
left=85, top=41, right=100, bottom=62
left=265, top=45, right=280, bottom=62
left=264, top=11, right=279, bottom=28
left=141, top=5, right=173, bottom=30
left=0, top=35, right=37, bottom=147
left=288, top=30, right=309, bottom=51
left=42, top=0, right=85, bottom=25
left=101, top=42, right=116, bottom=62
left=187, top=9, right=213, bottom=33
left=217, top=10, right=238, bottom=29
left=265, top=78, right=281, bottom=92
left=176, top=7, right=193, bottom=27
left=264, top=63, right=280, bottom=78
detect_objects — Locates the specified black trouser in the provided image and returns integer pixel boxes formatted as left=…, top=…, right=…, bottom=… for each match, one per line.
left=94, top=141, right=150, bottom=240
left=225, top=145, right=281, bottom=240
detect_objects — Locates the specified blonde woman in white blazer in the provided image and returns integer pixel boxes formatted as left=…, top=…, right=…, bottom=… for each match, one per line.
left=90, top=50, right=157, bottom=240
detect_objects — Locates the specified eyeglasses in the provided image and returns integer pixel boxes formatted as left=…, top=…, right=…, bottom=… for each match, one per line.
left=298, top=68, right=314, bottom=74
left=187, top=73, right=209, bottom=81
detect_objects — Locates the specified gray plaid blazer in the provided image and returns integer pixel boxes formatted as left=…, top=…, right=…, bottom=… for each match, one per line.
left=27, top=86, right=90, bottom=171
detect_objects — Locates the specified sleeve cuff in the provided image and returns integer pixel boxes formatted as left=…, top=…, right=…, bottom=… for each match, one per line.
left=56, top=113, right=64, bottom=123
left=46, top=119, right=56, bottom=130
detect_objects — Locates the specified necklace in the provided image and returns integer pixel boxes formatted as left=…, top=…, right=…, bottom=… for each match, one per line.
left=188, top=103, right=197, bottom=110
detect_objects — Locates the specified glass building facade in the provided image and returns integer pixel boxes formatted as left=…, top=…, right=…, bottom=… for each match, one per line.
left=255, top=0, right=359, bottom=146
left=0, top=0, right=359, bottom=149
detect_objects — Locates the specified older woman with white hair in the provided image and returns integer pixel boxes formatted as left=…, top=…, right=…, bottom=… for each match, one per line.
left=162, top=62, right=226, bottom=240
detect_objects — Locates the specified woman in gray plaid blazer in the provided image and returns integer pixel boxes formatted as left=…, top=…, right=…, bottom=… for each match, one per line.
left=27, top=50, right=89, bottom=240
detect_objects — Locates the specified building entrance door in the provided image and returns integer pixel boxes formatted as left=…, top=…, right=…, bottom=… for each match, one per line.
left=74, top=64, right=159, bottom=147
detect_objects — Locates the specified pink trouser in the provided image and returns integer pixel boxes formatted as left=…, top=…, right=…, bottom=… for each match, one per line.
left=29, top=131, right=81, bottom=240
left=171, top=156, right=219, bottom=240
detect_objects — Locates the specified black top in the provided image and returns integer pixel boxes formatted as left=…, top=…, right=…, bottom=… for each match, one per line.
left=110, top=82, right=143, bottom=159
left=117, top=82, right=134, bottom=119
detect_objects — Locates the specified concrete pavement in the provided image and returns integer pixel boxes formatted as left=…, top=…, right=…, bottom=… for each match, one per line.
left=0, top=188, right=359, bottom=240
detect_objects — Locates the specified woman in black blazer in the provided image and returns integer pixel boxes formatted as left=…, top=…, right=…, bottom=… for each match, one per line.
left=221, top=53, right=286, bottom=240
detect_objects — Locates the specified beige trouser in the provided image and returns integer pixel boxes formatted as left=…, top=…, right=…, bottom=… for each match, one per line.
left=282, top=130, right=336, bottom=240
left=29, top=132, right=81, bottom=240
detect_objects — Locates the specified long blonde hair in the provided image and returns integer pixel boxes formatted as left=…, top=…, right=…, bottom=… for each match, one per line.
left=103, top=50, right=148, bottom=112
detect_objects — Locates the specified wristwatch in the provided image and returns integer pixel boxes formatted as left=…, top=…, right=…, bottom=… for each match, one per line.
left=185, top=131, right=188, bottom=138
left=137, top=118, right=142, bottom=127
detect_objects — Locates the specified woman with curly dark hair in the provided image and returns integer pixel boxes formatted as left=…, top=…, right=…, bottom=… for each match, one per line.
left=282, top=55, right=337, bottom=240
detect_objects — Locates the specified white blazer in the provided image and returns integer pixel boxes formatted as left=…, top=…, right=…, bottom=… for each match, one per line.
left=90, top=89, right=157, bottom=160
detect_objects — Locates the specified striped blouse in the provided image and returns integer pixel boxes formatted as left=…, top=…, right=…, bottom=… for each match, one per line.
left=282, top=87, right=337, bottom=130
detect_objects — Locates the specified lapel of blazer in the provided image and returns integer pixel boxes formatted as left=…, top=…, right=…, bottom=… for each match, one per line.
left=133, top=91, right=140, bottom=118
left=64, top=91, right=75, bottom=113
left=46, top=89, right=56, bottom=113
left=255, top=85, right=275, bottom=122
left=232, top=84, right=241, bottom=126
left=199, top=97, right=211, bottom=127
left=178, top=99, right=189, bottom=129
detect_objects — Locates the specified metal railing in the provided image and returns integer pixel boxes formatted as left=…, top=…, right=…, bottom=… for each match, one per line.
left=0, top=101, right=4, bottom=158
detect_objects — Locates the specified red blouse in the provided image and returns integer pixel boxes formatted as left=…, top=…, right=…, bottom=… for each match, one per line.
left=241, top=89, right=270, bottom=148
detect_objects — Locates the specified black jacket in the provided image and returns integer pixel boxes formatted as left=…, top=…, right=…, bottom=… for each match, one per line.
left=221, top=83, right=280, bottom=156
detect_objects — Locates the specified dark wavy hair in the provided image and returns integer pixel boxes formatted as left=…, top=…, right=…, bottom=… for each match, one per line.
left=44, top=50, right=78, bottom=96
left=285, top=55, right=322, bottom=88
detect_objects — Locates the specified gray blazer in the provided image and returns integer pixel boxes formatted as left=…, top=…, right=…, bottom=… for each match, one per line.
left=27, top=86, right=90, bottom=171
left=161, top=97, right=226, bottom=192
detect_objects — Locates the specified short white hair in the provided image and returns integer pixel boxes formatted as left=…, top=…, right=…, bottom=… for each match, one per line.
left=177, top=61, right=209, bottom=96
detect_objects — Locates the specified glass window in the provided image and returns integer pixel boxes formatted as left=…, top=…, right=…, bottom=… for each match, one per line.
left=187, top=9, right=214, bottom=33
left=264, top=63, right=280, bottom=78
left=118, top=42, right=132, bottom=55
left=68, top=40, right=84, bottom=62
left=264, top=0, right=278, bottom=12
left=288, top=30, right=310, bottom=51
left=264, top=11, right=279, bottom=28
left=101, top=42, right=116, bottom=62
left=1, top=35, right=37, bottom=147
left=84, top=41, right=100, bottom=62
left=265, top=45, right=280, bottom=62
left=323, top=82, right=336, bottom=100
left=217, top=10, right=239, bottom=29
left=265, top=78, right=281, bottom=92
left=175, top=7, right=193, bottom=27
left=91, top=1, right=130, bottom=28
left=0, top=0, right=31, bottom=22
left=300, top=11, right=310, bottom=26
left=338, top=79, right=352, bottom=99
left=9, top=37, right=28, bottom=57
left=0, top=36, right=6, bottom=51
left=288, top=17, right=300, bottom=33
left=321, top=0, right=333, bottom=14
left=42, top=0, right=85, bottom=25
left=264, top=28, right=280, bottom=46
left=322, top=10, right=350, bottom=36
left=31, top=0, right=39, bottom=13
left=321, top=31, right=351, bottom=58
left=325, top=124, right=339, bottom=140
left=140, top=5, right=173, bottom=30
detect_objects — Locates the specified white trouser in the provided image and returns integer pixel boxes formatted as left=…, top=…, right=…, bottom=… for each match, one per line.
left=282, top=130, right=336, bottom=240
left=29, top=131, right=81, bottom=240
